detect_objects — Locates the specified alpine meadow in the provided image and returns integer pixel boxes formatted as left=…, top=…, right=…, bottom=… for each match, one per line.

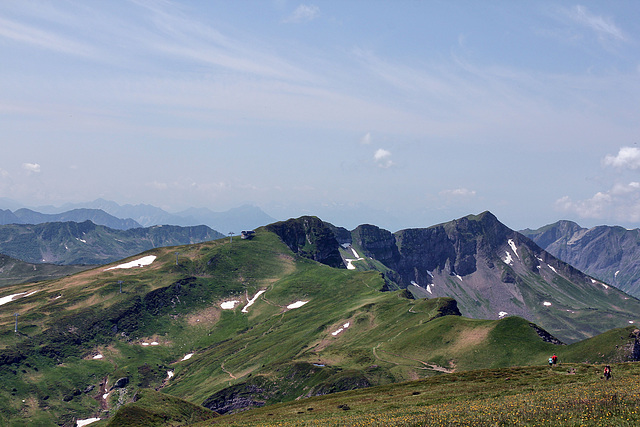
left=2, top=1, right=640, bottom=426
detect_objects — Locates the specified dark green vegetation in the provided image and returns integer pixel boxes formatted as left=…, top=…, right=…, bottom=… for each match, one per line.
left=0, top=253, right=92, bottom=287
left=0, top=217, right=639, bottom=426
left=0, top=220, right=224, bottom=265
left=522, top=220, right=640, bottom=299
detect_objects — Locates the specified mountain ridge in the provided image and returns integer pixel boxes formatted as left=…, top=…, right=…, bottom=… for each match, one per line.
left=1, top=218, right=639, bottom=425
left=522, top=220, right=640, bottom=299
left=0, top=220, right=224, bottom=265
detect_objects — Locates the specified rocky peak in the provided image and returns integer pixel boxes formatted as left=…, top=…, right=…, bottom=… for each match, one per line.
left=265, top=216, right=344, bottom=268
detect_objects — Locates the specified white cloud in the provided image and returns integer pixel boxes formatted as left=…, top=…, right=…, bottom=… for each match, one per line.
left=603, top=146, right=640, bottom=170
left=567, top=5, right=626, bottom=42
left=360, top=132, right=371, bottom=145
left=440, top=188, right=477, bottom=198
left=556, top=182, right=640, bottom=222
left=0, top=168, right=9, bottom=178
left=22, top=163, right=41, bottom=173
left=283, top=4, right=320, bottom=23
left=0, top=16, right=96, bottom=57
left=373, top=148, right=393, bottom=168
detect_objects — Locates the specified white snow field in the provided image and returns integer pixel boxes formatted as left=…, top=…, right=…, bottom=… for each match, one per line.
left=287, top=300, right=308, bottom=309
left=0, top=290, right=39, bottom=307
left=220, top=300, right=240, bottom=309
left=76, top=418, right=101, bottom=427
left=242, top=290, right=266, bottom=313
left=344, top=247, right=364, bottom=270
left=332, top=322, right=351, bottom=336
left=105, top=255, right=157, bottom=271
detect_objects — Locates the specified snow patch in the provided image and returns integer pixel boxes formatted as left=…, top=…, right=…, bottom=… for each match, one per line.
left=287, top=300, right=308, bottom=309
left=0, top=290, right=39, bottom=307
left=426, top=284, right=432, bottom=294
left=344, top=247, right=365, bottom=270
left=507, top=239, right=519, bottom=258
left=92, top=354, right=103, bottom=359
left=455, top=274, right=463, bottom=281
left=167, top=370, right=174, bottom=379
left=331, top=322, right=351, bottom=336
left=150, top=341, right=159, bottom=346
left=543, top=301, right=552, bottom=306
left=76, top=238, right=87, bottom=243
left=615, top=270, right=620, bottom=277
left=547, top=264, right=557, bottom=274
left=503, top=251, right=513, bottom=265
left=181, top=353, right=194, bottom=361
left=220, top=300, right=240, bottom=310
left=498, top=311, right=508, bottom=319
left=105, top=255, right=156, bottom=271
left=77, top=418, right=101, bottom=427
left=427, top=270, right=434, bottom=278
left=242, top=290, right=266, bottom=313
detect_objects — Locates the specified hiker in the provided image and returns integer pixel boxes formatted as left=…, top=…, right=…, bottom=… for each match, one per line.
left=603, top=365, right=612, bottom=380
left=552, top=354, right=558, bottom=365
left=548, top=356, right=553, bottom=367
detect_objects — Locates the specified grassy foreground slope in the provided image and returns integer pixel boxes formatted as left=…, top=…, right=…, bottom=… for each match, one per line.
left=0, top=228, right=638, bottom=426
left=200, top=361, right=640, bottom=427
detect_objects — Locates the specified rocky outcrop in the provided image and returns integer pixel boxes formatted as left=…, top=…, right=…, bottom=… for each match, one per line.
left=202, top=383, right=267, bottom=415
left=265, top=216, right=344, bottom=268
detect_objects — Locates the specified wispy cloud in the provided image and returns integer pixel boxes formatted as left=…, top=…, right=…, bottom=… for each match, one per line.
left=603, top=146, right=640, bottom=170
left=566, top=5, right=626, bottom=42
left=283, top=4, right=320, bottom=23
left=0, top=16, right=95, bottom=57
left=440, top=188, right=477, bottom=198
left=360, top=132, right=371, bottom=145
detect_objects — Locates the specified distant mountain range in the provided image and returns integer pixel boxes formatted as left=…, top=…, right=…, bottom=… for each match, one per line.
left=30, top=199, right=277, bottom=232
left=0, top=220, right=224, bottom=265
left=521, top=220, right=640, bottom=299
left=0, top=208, right=141, bottom=230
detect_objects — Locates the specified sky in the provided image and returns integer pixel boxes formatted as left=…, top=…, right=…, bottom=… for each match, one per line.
left=1, top=0, right=640, bottom=232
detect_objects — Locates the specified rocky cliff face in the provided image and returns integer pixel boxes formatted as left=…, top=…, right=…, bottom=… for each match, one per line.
left=265, top=216, right=344, bottom=268
left=344, top=212, right=640, bottom=343
left=521, top=221, right=640, bottom=298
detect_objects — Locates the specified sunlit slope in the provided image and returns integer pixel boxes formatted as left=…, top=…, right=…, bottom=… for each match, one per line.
left=1, top=228, right=638, bottom=426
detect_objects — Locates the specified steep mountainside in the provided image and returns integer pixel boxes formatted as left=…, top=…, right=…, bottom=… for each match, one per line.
left=2, top=208, right=141, bottom=230
left=521, top=220, right=640, bottom=299
left=342, top=212, right=640, bottom=343
left=1, top=227, right=638, bottom=425
left=0, top=254, right=92, bottom=287
left=265, top=216, right=344, bottom=268
left=0, top=221, right=224, bottom=265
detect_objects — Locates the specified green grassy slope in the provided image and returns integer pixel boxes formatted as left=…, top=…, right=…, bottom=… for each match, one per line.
left=0, top=253, right=93, bottom=287
left=201, top=361, right=640, bottom=427
left=0, top=228, right=638, bottom=426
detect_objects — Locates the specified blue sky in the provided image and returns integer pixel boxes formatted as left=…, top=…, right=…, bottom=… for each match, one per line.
left=1, top=1, right=640, bottom=231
